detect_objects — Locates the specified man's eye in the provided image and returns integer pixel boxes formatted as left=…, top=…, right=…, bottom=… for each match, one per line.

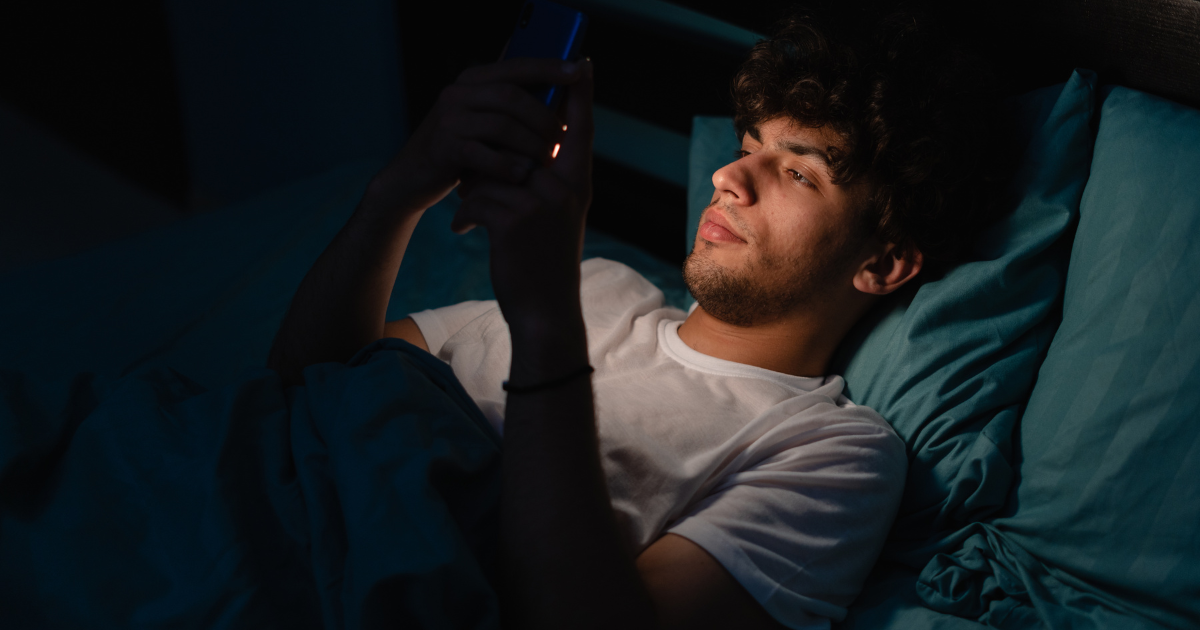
left=734, top=150, right=750, bottom=160
left=789, top=169, right=816, bottom=189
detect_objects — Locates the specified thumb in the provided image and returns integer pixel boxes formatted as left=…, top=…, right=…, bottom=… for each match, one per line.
left=450, top=197, right=482, bottom=234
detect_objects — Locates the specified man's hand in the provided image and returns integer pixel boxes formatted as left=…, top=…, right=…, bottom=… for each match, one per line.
left=366, top=58, right=583, bottom=220
left=268, top=58, right=582, bottom=385
left=450, top=58, right=594, bottom=383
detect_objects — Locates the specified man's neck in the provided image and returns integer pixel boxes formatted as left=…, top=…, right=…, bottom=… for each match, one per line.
left=676, top=304, right=851, bottom=378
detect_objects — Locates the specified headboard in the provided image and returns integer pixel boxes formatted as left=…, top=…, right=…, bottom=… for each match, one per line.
left=575, top=0, right=1200, bottom=108
left=939, top=0, right=1200, bottom=110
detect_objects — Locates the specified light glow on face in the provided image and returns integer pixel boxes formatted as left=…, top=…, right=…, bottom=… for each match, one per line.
left=684, top=118, right=865, bottom=326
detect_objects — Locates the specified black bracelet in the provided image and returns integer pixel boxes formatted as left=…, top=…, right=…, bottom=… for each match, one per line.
left=502, top=365, right=595, bottom=395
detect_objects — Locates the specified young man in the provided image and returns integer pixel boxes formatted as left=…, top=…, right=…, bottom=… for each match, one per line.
left=269, top=10, right=1000, bottom=630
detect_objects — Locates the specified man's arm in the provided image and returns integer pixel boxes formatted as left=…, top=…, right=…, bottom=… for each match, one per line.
left=267, top=59, right=575, bottom=385
left=382, top=317, right=428, bottom=353
left=266, top=195, right=423, bottom=385
left=638, top=534, right=787, bottom=629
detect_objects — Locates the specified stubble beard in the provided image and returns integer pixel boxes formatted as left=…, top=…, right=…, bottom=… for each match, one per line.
left=683, top=241, right=821, bottom=328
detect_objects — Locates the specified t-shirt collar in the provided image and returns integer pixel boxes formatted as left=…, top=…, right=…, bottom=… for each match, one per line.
left=660, top=319, right=828, bottom=393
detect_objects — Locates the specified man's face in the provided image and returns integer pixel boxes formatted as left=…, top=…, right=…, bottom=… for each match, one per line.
left=684, top=117, right=871, bottom=327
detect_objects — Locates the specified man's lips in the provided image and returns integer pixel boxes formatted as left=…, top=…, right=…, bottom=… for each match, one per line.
left=699, top=209, right=746, bottom=243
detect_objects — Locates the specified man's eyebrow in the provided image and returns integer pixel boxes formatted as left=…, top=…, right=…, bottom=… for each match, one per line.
left=745, top=126, right=762, bottom=143
left=780, top=141, right=833, bottom=168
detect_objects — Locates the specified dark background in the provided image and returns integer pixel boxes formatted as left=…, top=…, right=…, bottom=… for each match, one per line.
left=3, top=0, right=1193, bottom=266
left=0, top=0, right=777, bottom=265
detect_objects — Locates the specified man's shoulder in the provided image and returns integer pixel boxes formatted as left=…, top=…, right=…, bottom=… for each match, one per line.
left=766, top=377, right=904, bottom=456
left=581, top=257, right=655, bottom=289
left=580, top=257, right=673, bottom=314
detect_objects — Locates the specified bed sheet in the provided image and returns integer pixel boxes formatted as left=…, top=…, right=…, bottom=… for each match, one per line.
left=1, top=337, right=503, bottom=629
left=837, top=563, right=985, bottom=630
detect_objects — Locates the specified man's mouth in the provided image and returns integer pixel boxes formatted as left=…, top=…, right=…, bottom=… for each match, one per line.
left=699, top=209, right=747, bottom=243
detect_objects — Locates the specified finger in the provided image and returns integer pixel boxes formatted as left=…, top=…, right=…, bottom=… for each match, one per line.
left=463, top=181, right=541, bottom=221
left=449, top=112, right=557, bottom=163
left=551, top=58, right=594, bottom=183
left=451, top=183, right=506, bottom=234
left=468, top=180, right=539, bottom=211
left=443, top=83, right=562, bottom=146
left=448, top=207, right=475, bottom=234
left=457, top=174, right=479, bottom=199
left=457, top=172, right=527, bottom=201
left=457, top=57, right=581, bottom=87
left=452, top=185, right=532, bottom=235
left=456, top=140, right=534, bottom=184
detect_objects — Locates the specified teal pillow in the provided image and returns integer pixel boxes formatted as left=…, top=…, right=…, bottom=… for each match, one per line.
left=687, top=72, right=1098, bottom=572
left=919, top=87, right=1200, bottom=628
left=835, top=72, right=1097, bottom=567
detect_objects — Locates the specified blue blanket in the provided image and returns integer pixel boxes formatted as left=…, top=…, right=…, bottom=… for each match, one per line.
left=0, top=157, right=686, bottom=629
left=0, top=339, right=503, bottom=629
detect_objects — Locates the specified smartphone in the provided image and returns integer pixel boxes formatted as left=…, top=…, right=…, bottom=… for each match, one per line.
left=502, top=1, right=588, bottom=112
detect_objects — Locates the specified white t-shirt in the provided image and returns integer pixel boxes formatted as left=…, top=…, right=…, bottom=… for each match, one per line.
left=409, top=258, right=906, bottom=629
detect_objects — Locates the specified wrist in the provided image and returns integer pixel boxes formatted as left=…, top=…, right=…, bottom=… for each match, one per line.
left=361, top=149, right=452, bottom=222
left=507, top=309, right=589, bottom=384
left=341, top=198, right=424, bottom=260
left=507, top=299, right=585, bottom=345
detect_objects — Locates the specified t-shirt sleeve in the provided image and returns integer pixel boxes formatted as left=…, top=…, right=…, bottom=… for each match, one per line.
left=410, top=258, right=667, bottom=358
left=666, top=414, right=907, bottom=629
left=408, top=300, right=499, bottom=357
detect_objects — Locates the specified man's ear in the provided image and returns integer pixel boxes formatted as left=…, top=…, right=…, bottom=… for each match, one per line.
left=853, top=242, right=923, bottom=295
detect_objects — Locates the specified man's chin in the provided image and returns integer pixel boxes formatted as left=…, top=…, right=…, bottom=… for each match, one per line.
left=683, top=252, right=768, bottom=327
left=683, top=247, right=820, bottom=328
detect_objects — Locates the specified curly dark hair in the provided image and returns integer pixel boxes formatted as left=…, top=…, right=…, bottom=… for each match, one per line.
left=731, top=6, right=1008, bottom=268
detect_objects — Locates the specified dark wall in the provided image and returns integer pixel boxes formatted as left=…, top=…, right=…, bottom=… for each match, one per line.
left=399, top=1, right=763, bottom=265
left=5, top=0, right=1196, bottom=254
left=0, top=0, right=188, bottom=205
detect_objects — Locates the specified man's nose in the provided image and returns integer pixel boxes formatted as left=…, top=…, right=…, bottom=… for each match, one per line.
left=711, top=158, right=756, bottom=206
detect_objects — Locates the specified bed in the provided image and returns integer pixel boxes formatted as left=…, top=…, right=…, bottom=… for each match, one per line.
left=2, top=0, right=1199, bottom=628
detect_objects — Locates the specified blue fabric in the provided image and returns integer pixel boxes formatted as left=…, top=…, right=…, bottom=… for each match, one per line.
left=835, top=72, right=1097, bottom=625
left=838, top=563, right=985, bottom=630
left=0, top=162, right=379, bottom=391
left=0, top=338, right=501, bottom=629
left=0, top=159, right=687, bottom=627
left=834, top=71, right=1097, bottom=568
left=917, top=87, right=1200, bottom=629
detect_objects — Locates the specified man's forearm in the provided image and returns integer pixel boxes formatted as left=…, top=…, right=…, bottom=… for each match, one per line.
left=267, top=182, right=426, bottom=385
left=500, top=316, right=657, bottom=630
